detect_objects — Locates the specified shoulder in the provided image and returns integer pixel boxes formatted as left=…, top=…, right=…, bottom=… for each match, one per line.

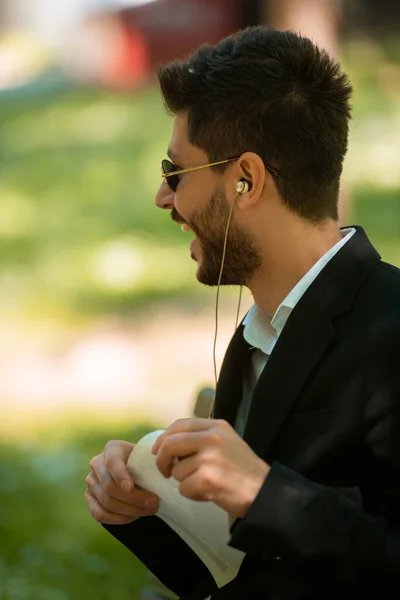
left=375, top=260, right=400, bottom=282
left=358, top=259, right=400, bottom=315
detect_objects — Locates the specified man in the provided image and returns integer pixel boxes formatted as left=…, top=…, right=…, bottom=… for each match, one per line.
left=85, top=26, right=400, bottom=599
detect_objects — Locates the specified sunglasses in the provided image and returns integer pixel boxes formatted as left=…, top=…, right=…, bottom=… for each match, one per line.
left=161, top=157, right=279, bottom=192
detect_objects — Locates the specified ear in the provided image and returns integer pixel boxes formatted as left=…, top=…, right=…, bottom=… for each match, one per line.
left=233, top=152, right=267, bottom=209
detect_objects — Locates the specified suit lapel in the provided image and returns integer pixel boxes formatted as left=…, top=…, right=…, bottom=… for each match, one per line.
left=243, top=277, right=335, bottom=458
left=212, top=281, right=335, bottom=446
left=213, top=324, right=251, bottom=425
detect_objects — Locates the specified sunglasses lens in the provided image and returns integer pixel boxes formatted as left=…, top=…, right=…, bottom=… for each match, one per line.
left=161, top=159, right=179, bottom=192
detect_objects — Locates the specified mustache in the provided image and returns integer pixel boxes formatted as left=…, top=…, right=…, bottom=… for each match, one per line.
left=171, top=208, right=187, bottom=225
left=171, top=208, right=202, bottom=238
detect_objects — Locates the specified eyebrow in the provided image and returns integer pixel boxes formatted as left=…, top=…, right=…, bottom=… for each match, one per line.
left=167, top=148, right=184, bottom=163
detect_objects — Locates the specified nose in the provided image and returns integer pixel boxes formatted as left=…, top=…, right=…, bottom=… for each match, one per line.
left=155, top=180, right=175, bottom=210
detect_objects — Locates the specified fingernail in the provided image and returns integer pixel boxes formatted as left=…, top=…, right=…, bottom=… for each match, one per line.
left=121, top=480, right=132, bottom=493
left=144, top=499, right=158, bottom=510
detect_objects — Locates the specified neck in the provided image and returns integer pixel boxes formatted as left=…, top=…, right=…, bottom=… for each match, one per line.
left=248, top=217, right=343, bottom=318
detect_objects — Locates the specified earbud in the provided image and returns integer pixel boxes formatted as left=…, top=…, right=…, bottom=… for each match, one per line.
left=236, top=180, right=250, bottom=194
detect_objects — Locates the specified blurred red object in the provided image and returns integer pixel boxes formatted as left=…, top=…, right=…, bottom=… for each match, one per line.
left=103, top=18, right=150, bottom=89
left=123, top=0, right=243, bottom=66
left=102, top=0, right=244, bottom=89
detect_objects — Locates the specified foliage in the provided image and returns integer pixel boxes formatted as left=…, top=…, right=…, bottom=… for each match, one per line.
left=0, top=85, right=199, bottom=321
left=1, top=39, right=400, bottom=322
left=0, top=423, right=157, bottom=600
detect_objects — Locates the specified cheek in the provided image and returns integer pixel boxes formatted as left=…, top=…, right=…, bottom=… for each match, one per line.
left=173, top=188, right=190, bottom=214
left=177, top=185, right=221, bottom=234
left=175, top=198, right=200, bottom=231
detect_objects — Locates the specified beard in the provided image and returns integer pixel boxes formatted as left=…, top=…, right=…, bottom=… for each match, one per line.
left=188, top=186, right=262, bottom=286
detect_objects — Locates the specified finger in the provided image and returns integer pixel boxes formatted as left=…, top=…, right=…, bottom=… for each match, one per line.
left=103, top=440, right=136, bottom=492
left=155, top=431, right=211, bottom=477
left=84, top=489, right=141, bottom=525
left=89, top=459, right=133, bottom=503
left=171, top=454, right=200, bottom=483
left=90, top=441, right=135, bottom=495
left=152, top=418, right=215, bottom=454
left=86, top=471, right=159, bottom=510
left=178, top=471, right=211, bottom=503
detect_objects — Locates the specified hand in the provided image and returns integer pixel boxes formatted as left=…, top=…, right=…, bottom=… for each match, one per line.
left=85, top=440, right=160, bottom=525
left=152, top=419, right=270, bottom=519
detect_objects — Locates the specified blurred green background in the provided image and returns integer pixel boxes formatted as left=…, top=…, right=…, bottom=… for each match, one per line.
left=1, top=12, right=400, bottom=600
left=1, top=42, right=400, bottom=326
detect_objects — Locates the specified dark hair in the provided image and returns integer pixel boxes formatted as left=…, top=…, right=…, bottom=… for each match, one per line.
left=158, top=26, right=352, bottom=221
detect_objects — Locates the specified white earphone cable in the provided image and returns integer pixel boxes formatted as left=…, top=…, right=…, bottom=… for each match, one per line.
left=209, top=189, right=242, bottom=417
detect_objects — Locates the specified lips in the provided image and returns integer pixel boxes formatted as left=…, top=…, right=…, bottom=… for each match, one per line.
left=171, top=210, right=197, bottom=236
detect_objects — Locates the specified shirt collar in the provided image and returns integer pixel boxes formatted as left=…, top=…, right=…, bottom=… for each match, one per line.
left=243, top=227, right=356, bottom=354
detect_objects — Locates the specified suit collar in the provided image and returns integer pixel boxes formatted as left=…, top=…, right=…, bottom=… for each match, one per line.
left=214, top=226, right=381, bottom=457
left=241, top=227, right=356, bottom=355
left=318, top=225, right=380, bottom=317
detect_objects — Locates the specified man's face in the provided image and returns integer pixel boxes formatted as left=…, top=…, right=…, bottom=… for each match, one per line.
left=155, top=113, right=262, bottom=286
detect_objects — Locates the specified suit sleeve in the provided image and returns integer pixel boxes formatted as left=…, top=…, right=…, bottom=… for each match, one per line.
left=103, top=516, right=216, bottom=599
left=229, top=330, right=400, bottom=594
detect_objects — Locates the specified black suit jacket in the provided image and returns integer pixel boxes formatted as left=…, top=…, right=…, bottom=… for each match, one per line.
left=104, top=227, right=400, bottom=599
